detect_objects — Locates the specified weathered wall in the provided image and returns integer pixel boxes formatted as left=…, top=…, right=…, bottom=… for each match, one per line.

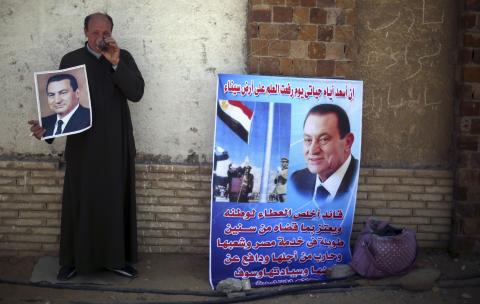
left=0, top=0, right=470, bottom=255
left=0, top=160, right=452, bottom=256
left=354, top=0, right=457, bottom=168
left=0, top=0, right=247, bottom=162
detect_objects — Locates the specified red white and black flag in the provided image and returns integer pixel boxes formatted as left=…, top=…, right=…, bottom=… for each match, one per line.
left=217, top=100, right=253, bottom=143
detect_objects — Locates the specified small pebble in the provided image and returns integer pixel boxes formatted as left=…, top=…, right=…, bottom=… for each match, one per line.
left=241, top=279, right=251, bottom=290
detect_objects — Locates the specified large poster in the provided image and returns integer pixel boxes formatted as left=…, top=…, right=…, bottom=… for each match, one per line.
left=210, top=74, right=363, bottom=288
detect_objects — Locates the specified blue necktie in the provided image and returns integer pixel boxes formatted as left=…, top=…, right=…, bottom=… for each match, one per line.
left=55, top=120, right=64, bottom=135
left=315, top=185, right=330, bottom=201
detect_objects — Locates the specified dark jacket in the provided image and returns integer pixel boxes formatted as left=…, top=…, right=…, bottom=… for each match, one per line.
left=42, top=105, right=91, bottom=137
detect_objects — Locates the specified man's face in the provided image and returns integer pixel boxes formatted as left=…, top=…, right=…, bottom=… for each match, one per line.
left=303, top=113, right=354, bottom=181
left=84, top=15, right=112, bottom=52
left=47, top=79, right=80, bottom=118
left=281, top=160, right=288, bottom=169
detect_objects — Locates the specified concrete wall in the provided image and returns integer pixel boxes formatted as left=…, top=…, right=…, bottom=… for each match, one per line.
left=0, top=0, right=247, bottom=162
left=0, top=0, right=470, bottom=255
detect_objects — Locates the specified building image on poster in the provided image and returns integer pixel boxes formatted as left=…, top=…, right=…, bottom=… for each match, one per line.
left=209, top=74, right=363, bottom=289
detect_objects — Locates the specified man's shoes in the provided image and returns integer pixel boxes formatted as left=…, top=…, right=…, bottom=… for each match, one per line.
left=57, top=266, right=77, bottom=281
left=107, top=264, right=138, bottom=278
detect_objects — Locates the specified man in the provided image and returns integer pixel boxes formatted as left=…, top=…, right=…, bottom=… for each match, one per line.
left=227, top=164, right=241, bottom=202
left=238, top=166, right=254, bottom=202
left=227, top=165, right=254, bottom=202
left=290, top=104, right=358, bottom=202
left=42, top=74, right=90, bottom=138
left=28, top=12, right=144, bottom=281
left=273, top=157, right=288, bottom=202
left=213, top=147, right=229, bottom=199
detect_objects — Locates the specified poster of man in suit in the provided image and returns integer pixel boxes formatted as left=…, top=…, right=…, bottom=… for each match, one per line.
left=290, top=104, right=358, bottom=203
left=34, top=65, right=91, bottom=139
left=210, top=74, right=363, bottom=288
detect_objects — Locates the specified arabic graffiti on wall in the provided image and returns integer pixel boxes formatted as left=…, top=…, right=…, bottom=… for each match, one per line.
left=354, top=0, right=456, bottom=167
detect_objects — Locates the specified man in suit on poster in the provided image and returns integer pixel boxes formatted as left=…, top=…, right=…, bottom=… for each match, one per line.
left=291, top=104, right=358, bottom=202
left=42, top=73, right=90, bottom=138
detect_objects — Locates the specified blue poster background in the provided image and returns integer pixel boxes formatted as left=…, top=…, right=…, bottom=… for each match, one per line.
left=210, top=74, right=363, bottom=288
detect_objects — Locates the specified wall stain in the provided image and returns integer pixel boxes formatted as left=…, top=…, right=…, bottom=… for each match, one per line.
left=200, top=43, right=207, bottom=64
left=0, top=8, right=13, bottom=23
left=185, top=150, right=199, bottom=164
left=205, top=67, right=216, bottom=75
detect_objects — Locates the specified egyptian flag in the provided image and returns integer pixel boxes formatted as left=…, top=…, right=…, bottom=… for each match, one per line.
left=217, top=100, right=253, bottom=143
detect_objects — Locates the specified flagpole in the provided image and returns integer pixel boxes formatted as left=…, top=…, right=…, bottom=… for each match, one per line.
left=260, top=102, right=274, bottom=202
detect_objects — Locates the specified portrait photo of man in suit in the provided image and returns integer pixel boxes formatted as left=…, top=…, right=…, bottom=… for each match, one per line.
left=41, top=73, right=91, bottom=138
left=290, top=104, right=358, bottom=202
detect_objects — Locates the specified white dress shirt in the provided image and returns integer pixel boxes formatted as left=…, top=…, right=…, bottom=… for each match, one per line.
left=53, top=103, right=80, bottom=135
left=313, top=154, right=352, bottom=202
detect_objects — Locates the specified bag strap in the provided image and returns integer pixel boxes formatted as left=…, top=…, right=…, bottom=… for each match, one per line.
left=366, top=217, right=389, bottom=234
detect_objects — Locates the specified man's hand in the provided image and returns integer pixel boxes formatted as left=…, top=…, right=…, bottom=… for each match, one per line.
left=28, top=120, right=45, bottom=140
left=102, top=36, right=120, bottom=66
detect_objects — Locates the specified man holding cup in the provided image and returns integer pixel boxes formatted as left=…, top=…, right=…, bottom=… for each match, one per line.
left=29, top=12, right=144, bottom=281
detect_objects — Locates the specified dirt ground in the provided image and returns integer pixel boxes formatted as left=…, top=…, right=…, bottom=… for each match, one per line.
left=0, top=250, right=479, bottom=304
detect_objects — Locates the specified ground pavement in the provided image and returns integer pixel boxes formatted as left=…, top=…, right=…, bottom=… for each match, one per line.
left=0, top=250, right=479, bottom=304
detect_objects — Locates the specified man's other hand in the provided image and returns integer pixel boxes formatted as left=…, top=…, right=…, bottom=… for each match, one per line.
left=102, top=36, right=120, bottom=66
left=28, top=120, right=45, bottom=140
